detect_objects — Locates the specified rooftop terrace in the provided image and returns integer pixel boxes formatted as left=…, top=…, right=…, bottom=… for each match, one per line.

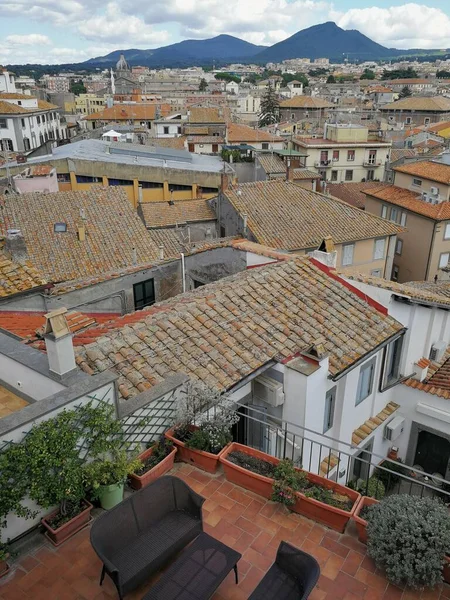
left=1, top=462, right=449, bottom=600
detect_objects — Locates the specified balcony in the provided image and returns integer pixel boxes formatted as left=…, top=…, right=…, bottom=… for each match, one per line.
left=363, top=159, right=382, bottom=167
left=314, top=160, right=332, bottom=168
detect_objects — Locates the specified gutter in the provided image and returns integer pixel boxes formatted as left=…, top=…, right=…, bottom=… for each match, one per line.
left=330, top=328, right=407, bottom=382
left=425, top=221, right=438, bottom=281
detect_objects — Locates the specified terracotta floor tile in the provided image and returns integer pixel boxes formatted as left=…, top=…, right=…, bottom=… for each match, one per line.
left=342, top=550, right=364, bottom=577
left=242, top=547, right=273, bottom=573
left=235, top=516, right=262, bottom=538
left=210, top=491, right=237, bottom=511
left=321, top=536, right=351, bottom=558
left=322, top=553, right=346, bottom=580
left=250, top=531, right=274, bottom=554
left=227, top=489, right=253, bottom=507
left=242, top=498, right=265, bottom=519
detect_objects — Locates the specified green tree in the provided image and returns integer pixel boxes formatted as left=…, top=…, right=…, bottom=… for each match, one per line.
left=360, top=68, right=375, bottom=80
left=258, top=82, right=280, bottom=127
left=281, top=72, right=309, bottom=88
left=70, top=79, right=86, bottom=95
left=214, top=73, right=241, bottom=84
left=199, top=78, right=208, bottom=92
left=437, top=70, right=450, bottom=78
left=399, top=85, right=412, bottom=98
left=326, top=74, right=336, bottom=83
left=308, top=68, right=329, bottom=77
left=381, top=66, right=418, bottom=80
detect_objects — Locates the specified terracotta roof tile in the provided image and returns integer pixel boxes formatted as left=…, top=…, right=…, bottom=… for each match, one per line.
left=0, top=101, right=30, bottom=115
left=364, top=184, right=450, bottom=220
left=0, top=253, right=47, bottom=297
left=0, top=93, right=34, bottom=99
left=257, top=153, right=286, bottom=175
left=227, top=123, right=280, bottom=143
left=352, top=401, right=400, bottom=446
left=141, top=199, right=215, bottom=228
left=224, top=180, right=403, bottom=250
left=150, top=137, right=186, bottom=150
left=292, top=169, right=321, bottom=180
left=84, top=103, right=171, bottom=121
left=381, top=96, right=450, bottom=112
left=75, top=256, right=403, bottom=398
left=147, top=229, right=183, bottom=259
left=0, top=187, right=160, bottom=283
left=279, top=97, right=334, bottom=109
left=390, top=149, right=416, bottom=163
left=404, top=348, right=450, bottom=399
left=394, top=161, right=450, bottom=185
left=326, top=182, right=383, bottom=209
left=188, top=107, right=230, bottom=124
left=405, top=280, right=450, bottom=299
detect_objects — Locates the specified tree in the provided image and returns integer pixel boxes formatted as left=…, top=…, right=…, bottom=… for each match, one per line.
left=326, top=74, right=336, bottom=84
left=281, top=72, right=309, bottom=88
left=360, top=68, right=375, bottom=80
left=258, top=82, right=280, bottom=128
left=399, top=85, right=412, bottom=98
left=199, top=78, right=208, bottom=92
left=437, top=70, right=450, bottom=79
left=214, top=73, right=241, bottom=84
left=381, top=66, right=418, bottom=80
left=70, top=79, right=86, bottom=95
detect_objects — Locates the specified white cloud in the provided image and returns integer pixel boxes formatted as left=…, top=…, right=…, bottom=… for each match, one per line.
left=5, top=34, right=52, bottom=46
left=336, top=4, right=450, bottom=49
left=0, top=0, right=89, bottom=25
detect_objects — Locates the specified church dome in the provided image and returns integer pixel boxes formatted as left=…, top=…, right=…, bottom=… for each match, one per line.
left=116, top=53, right=130, bottom=71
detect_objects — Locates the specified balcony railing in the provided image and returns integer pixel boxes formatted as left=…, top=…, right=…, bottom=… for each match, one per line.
left=363, top=159, right=382, bottom=167
left=314, top=160, right=332, bottom=168
left=229, top=403, right=450, bottom=502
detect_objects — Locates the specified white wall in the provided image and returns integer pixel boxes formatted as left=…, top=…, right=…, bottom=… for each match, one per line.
left=0, top=355, right=65, bottom=400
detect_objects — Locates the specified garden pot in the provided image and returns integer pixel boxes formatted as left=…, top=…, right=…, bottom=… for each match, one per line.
left=292, top=472, right=360, bottom=533
left=98, top=482, right=124, bottom=509
left=165, top=426, right=229, bottom=474
left=0, top=556, right=9, bottom=579
left=129, top=446, right=177, bottom=490
left=41, top=500, right=93, bottom=546
left=353, top=496, right=379, bottom=544
left=220, top=443, right=279, bottom=499
left=443, top=555, right=450, bottom=585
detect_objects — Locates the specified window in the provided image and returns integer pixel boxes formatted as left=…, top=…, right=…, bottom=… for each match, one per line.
left=76, top=175, right=102, bottom=183
left=192, top=279, right=205, bottom=289
left=405, top=117, right=412, bottom=124
left=400, top=212, right=407, bottom=226
left=332, top=150, right=339, bottom=161
left=57, top=173, right=70, bottom=182
left=367, top=149, right=377, bottom=164
left=37, top=116, right=41, bottom=124
left=133, top=278, right=155, bottom=310
left=139, top=181, right=163, bottom=189
left=395, top=239, right=403, bottom=255
left=42, top=114, right=46, bottom=122
left=23, top=138, right=30, bottom=151
left=392, top=265, right=399, bottom=281
left=108, top=178, right=133, bottom=186
left=412, top=178, right=422, bottom=187
left=347, top=150, right=355, bottom=161
left=177, top=126, right=182, bottom=134
left=439, top=253, right=450, bottom=269
left=163, top=126, right=169, bottom=134
left=0, top=139, right=13, bottom=151
left=0, top=118, right=7, bottom=129
left=54, top=222, right=67, bottom=232
left=373, top=238, right=385, bottom=260
left=371, top=269, right=382, bottom=277
left=323, top=387, right=336, bottom=433
left=342, top=243, right=354, bottom=266
left=367, top=169, right=375, bottom=181
left=262, top=143, right=269, bottom=150
left=390, top=207, right=398, bottom=223
left=17, top=101, right=22, bottom=106
left=291, top=113, right=295, bottom=120
left=21, top=118, right=25, bottom=128
left=381, top=205, right=388, bottom=219
left=356, top=358, right=376, bottom=405
left=382, top=336, right=404, bottom=388
left=170, top=183, right=191, bottom=191
left=345, top=170, right=353, bottom=181
left=424, top=117, right=430, bottom=126
left=444, top=223, right=450, bottom=240
left=331, top=170, right=338, bottom=182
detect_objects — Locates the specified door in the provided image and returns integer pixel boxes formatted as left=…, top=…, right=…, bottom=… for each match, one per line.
left=133, top=278, right=155, bottom=310
left=414, top=430, right=450, bottom=478
left=320, top=150, right=329, bottom=165
left=233, top=405, right=269, bottom=453
left=212, top=144, right=218, bottom=153
left=351, top=439, right=373, bottom=483
left=188, top=143, right=194, bottom=152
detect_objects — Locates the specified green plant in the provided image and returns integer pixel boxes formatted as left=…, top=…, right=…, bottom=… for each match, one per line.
left=349, top=476, right=385, bottom=500
left=135, top=438, right=173, bottom=476
left=273, top=459, right=306, bottom=491
left=185, top=428, right=212, bottom=452
left=0, top=541, right=9, bottom=562
left=375, top=459, right=409, bottom=491
left=366, top=495, right=450, bottom=589
left=227, top=451, right=276, bottom=478
left=271, top=480, right=297, bottom=507
left=83, top=449, right=142, bottom=498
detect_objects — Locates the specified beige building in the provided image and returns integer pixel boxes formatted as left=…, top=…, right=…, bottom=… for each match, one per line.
left=213, top=179, right=403, bottom=277
left=75, top=94, right=106, bottom=116
left=364, top=161, right=450, bottom=282
left=293, top=124, right=391, bottom=184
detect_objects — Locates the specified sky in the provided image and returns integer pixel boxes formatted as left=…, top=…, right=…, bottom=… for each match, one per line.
left=0, top=1, right=450, bottom=65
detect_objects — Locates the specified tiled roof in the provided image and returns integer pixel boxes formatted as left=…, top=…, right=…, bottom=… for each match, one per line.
left=0, top=188, right=161, bottom=283
left=0, top=253, right=47, bottom=297
left=413, top=120, right=450, bottom=134
left=140, top=199, right=215, bottom=228
left=0, top=93, right=34, bottom=99
left=184, top=126, right=209, bottom=135
left=390, top=149, right=416, bottom=163
left=326, top=182, right=384, bottom=209
left=227, top=123, right=280, bottom=143
left=0, top=101, right=30, bottom=114
left=74, top=256, right=403, bottom=398
left=279, top=97, right=334, bottom=109
left=224, top=180, right=403, bottom=251
left=352, top=401, right=400, bottom=446
left=257, top=153, right=286, bottom=175
left=37, top=100, right=59, bottom=110
left=366, top=86, right=393, bottom=93
left=292, top=169, right=322, bottom=180
left=381, top=97, right=450, bottom=112
left=404, top=348, right=450, bottom=399
left=84, top=103, right=171, bottom=121
left=394, top=161, right=450, bottom=185
left=188, top=107, right=229, bottom=124
left=150, top=137, right=186, bottom=150
left=187, top=136, right=225, bottom=143
left=147, top=228, right=183, bottom=259
left=29, top=165, right=54, bottom=176
left=364, top=185, right=450, bottom=220
left=344, top=273, right=450, bottom=307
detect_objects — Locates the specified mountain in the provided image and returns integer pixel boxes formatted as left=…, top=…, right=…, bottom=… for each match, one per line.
left=254, top=22, right=394, bottom=62
left=85, top=35, right=266, bottom=68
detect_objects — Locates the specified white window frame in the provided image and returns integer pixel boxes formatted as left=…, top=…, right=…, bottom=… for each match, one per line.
left=444, top=223, right=450, bottom=240
left=345, top=170, right=353, bottom=181
left=392, top=265, right=399, bottom=281
left=400, top=212, right=407, bottom=226
left=323, top=387, right=336, bottom=433
left=412, top=178, right=422, bottom=187
left=373, top=238, right=385, bottom=260
left=390, top=207, right=399, bottom=223
left=342, top=243, right=355, bottom=266
left=395, top=239, right=403, bottom=255
left=439, top=252, right=450, bottom=269
left=356, top=357, right=376, bottom=405
left=381, top=205, right=388, bottom=219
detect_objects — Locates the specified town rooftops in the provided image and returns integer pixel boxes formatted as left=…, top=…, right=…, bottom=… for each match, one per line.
left=405, top=280, right=450, bottom=300
left=394, top=160, right=450, bottom=185
left=188, top=107, right=230, bottom=124
left=0, top=253, right=47, bottom=298
left=405, top=347, right=450, bottom=399
left=224, top=180, right=403, bottom=251
left=293, top=137, right=390, bottom=147
left=279, top=97, right=334, bottom=109
left=74, top=255, right=403, bottom=398
left=380, top=96, right=450, bottom=112
left=364, top=185, right=450, bottom=220
left=326, top=182, right=385, bottom=209
left=0, top=187, right=161, bottom=283
left=140, top=198, right=215, bottom=229
left=84, top=103, right=172, bottom=121
left=227, top=123, right=280, bottom=143
left=257, top=153, right=286, bottom=175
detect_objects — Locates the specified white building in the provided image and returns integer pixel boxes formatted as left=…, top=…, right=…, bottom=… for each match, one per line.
left=0, top=70, right=67, bottom=153
left=225, top=81, right=239, bottom=95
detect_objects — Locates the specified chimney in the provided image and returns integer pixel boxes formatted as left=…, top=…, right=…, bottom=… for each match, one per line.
left=159, top=245, right=164, bottom=260
left=5, top=229, right=28, bottom=265
left=132, top=247, right=137, bottom=265
left=43, top=308, right=76, bottom=376
left=309, top=236, right=337, bottom=268
left=138, top=185, right=143, bottom=204
left=77, top=225, right=86, bottom=241
left=221, top=172, right=229, bottom=192
left=242, top=213, right=248, bottom=236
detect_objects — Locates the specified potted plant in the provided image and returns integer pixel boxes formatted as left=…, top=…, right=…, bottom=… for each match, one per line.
left=220, top=443, right=279, bottom=498
left=366, top=495, right=450, bottom=589
left=165, top=382, right=238, bottom=473
left=351, top=476, right=385, bottom=543
left=24, top=410, right=93, bottom=546
left=0, top=542, right=9, bottom=579
left=128, top=436, right=177, bottom=490
left=83, top=448, right=142, bottom=509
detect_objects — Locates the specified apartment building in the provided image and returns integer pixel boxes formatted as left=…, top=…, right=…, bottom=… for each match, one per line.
left=380, top=96, right=450, bottom=127
left=75, top=94, right=106, bottom=116
left=364, top=161, right=450, bottom=282
left=293, top=124, right=391, bottom=184
left=44, top=76, right=70, bottom=93
left=279, top=96, right=334, bottom=122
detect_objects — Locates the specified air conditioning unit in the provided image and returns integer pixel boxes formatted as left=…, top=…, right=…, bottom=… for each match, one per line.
left=384, top=416, right=405, bottom=441
left=432, top=198, right=440, bottom=205
left=253, top=375, right=284, bottom=407
left=421, top=191, right=428, bottom=201
left=430, top=186, right=439, bottom=195
left=429, top=340, right=447, bottom=362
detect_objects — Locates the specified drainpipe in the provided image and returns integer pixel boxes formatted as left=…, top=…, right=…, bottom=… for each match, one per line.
left=180, top=252, right=186, bottom=292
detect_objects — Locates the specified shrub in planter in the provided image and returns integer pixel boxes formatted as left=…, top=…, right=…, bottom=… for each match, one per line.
left=129, top=437, right=176, bottom=490
left=366, top=494, right=450, bottom=589
left=348, top=476, right=385, bottom=500
left=374, top=458, right=409, bottom=492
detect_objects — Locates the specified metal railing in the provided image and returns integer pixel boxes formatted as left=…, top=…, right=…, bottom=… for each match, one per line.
left=232, top=403, right=450, bottom=502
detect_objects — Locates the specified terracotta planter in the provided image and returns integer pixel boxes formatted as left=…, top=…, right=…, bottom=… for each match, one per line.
left=41, top=500, right=93, bottom=546
left=0, top=556, right=9, bottom=579
left=165, top=426, right=229, bottom=474
left=353, top=496, right=379, bottom=544
left=443, top=555, right=450, bottom=585
left=220, top=443, right=279, bottom=499
left=292, top=472, right=360, bottom=533
left=129, top=446, right=177, bottom=490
